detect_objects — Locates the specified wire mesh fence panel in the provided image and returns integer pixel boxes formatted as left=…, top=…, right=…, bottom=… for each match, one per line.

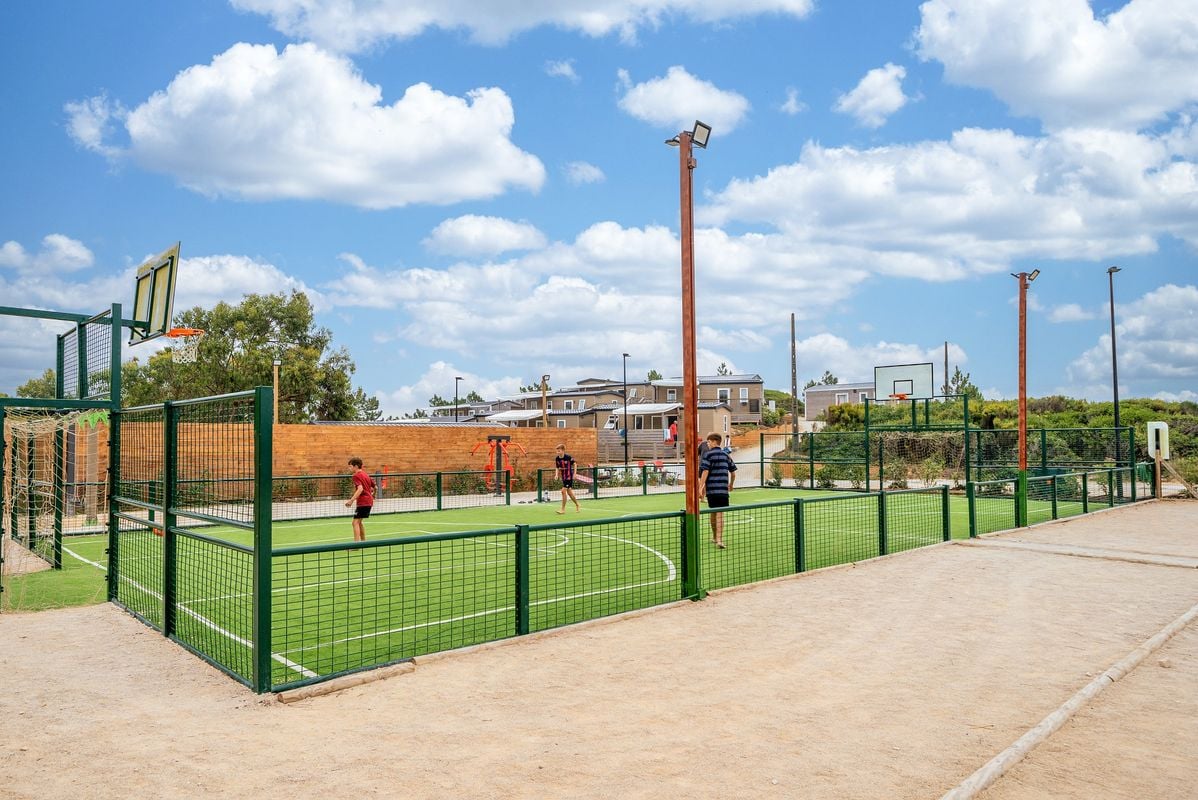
left=528, top=513, right=684, bottom=631
left=970, top=479, right=1019, bottom=536
left=112, top=407, right=165, bottom=625
left=174, top=397, right=257, bottom=530
left=172, top=533, right=255, bottom=685
left=701, top=501, right=796, bottom=591
left=59, top=312, right=115, bottom=401
left=884, top=489, right=947, bottom=553
left=1026, top=477, right=1058, bottom=526
left=1053, top=473, right=1087, bottom=520
left=440, top=470, right=509, bottom=508
left=865, top=395, right=969, bottom=430
left=270, top=470, right=509, bottom=522
left=802, top=494, right=882, bottom=570
left=763, top=431, right=869, bottom=491
left=270, top=530, right=518, bottom=689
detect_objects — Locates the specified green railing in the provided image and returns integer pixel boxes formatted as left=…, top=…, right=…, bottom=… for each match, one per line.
left=966, top=463, right=1152, bottom=537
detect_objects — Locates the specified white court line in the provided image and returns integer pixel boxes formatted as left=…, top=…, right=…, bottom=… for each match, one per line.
left=278, top=527, right=677, bottom=658
left=63, top=545, right=316, bottom=679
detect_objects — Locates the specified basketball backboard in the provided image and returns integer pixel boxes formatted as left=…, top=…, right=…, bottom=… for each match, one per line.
left=875, top=362, right=934, bottom=399
left=129, top=242, right=180, bottom=344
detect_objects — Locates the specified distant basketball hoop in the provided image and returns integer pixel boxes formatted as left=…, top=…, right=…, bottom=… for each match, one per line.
left=165, top=327, right=205, bottom=364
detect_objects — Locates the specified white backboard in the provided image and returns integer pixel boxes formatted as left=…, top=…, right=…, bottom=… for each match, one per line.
left=875, top=362, right=935, bottom=399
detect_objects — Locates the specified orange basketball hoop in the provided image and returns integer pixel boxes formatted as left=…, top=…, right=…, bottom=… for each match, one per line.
left=165, top=327, right=205, bottom=363
left=889, top=393, right=909, bottom=401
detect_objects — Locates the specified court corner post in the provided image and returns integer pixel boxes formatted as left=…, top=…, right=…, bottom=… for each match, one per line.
left=1016, top=469, right=1028, bottom=528
left=941, top=485, right=951, bottom=542
left=682, top=511, right=705, bottom=600
left=515, top=525, right=530, bottom=635
left=252, top=385, right=274, bottom=694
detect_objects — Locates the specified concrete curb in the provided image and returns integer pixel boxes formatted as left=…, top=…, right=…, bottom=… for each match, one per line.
left=939, top=599, right=1198, bottom=799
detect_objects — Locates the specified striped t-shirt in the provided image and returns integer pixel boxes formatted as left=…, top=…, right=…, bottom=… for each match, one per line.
left=555, top=454, right=576, bottom=480
left=699, top=449, right=736, bottom=495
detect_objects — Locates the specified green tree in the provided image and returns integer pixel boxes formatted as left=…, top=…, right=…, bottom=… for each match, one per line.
left=352, top=388, right=382, bottom=421
left=121, top=290, right=366, bottom=422
left=465, top=390, right=484, bottom=402
left=428, top=394, right=451, bottom=406
left=16, top=368, right=56, bottom=398
left=646, top=369, right=663, bottom=381
left=947, top=367, right=983, bottom=401
left=804, top=371, right=839, bottom=390
left=716, top=362, right=732, bottom=376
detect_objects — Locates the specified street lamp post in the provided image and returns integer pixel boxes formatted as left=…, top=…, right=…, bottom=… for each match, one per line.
left=1012, top=268, right=1040, bottom=527
left=666, top=120, right=711, bottom=599
left=454, top=376, right=463, bottom=422
left=1108, top=266, right=1123, bottom=478
left=622, top=353, right=630, bottom=467
left=540, top=374, right=551, bottom=428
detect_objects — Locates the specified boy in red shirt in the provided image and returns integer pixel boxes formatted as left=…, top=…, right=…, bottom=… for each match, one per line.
left=344, top=457, right=375, bottom=542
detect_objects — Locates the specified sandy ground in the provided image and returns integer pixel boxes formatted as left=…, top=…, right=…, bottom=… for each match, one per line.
left=1, top=500, right=1195, bottom=799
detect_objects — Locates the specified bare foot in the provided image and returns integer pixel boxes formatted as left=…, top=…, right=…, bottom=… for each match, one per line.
left=556, top=510, right=565, bottom=515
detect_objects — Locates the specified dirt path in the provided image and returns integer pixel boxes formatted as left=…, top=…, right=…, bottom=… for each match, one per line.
left=1, top=501, right=1195, bottom=799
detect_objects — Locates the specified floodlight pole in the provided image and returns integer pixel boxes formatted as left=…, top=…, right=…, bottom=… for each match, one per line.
left=1013, top=270, right=1038, bottom=526
left=1108, top=267, right=1124, bottom=494
left=622, top=353, right=630, bottom=467
left=669, top=125, right=704, bottom=599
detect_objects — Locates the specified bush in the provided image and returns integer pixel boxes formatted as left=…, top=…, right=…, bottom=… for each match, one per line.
left=815, top=464, right=839, bottom=489
left=767, top=460, right=784, bottom=487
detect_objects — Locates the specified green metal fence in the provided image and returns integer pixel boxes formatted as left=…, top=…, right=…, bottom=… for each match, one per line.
left=966, top=463, right=1152, bottom=537
left=534, top=463, right=686, bottom=501
left=109, top=389, right=273, bottom=691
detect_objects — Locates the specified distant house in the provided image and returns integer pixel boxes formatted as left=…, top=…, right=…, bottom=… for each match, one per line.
left=804, top=382, right=875, bottom=421
left=649, top=374, right=764, bottom=425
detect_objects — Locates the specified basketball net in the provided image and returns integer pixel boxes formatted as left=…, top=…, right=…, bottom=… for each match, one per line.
left=165, top=327, right=205, bottom=364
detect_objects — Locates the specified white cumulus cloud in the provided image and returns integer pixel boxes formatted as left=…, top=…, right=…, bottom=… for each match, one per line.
left=1048, top=303, right=1098, bottom=323
left=545, top=59, right=580, bottom=82
left=0, top=234, right=94, bottom=274
left=916, top=0, right=1198, bottom=130
left=618, top=66, right=750, bottom=133
left=833, top=63, right=909, bottom=128
left=66, top=43, right=545, bottom=209
left=564, top=161, right=606, bottom=184
left=423, top=215, right=548, bottom=257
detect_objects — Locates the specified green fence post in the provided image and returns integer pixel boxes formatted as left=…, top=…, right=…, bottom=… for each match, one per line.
left=106, top=409, right=121, bottom=601
left=941, top=485, right=951, bottom=541
left=967, top=481, right=977, bottom=538
left=536, top=469, right=543, bottom=501
left=1130, top=466, right=1137, bottom=503
left=1108, top=469, right=1115, bottom=507
left=641, top=464, right=648, bottom=496
left=505, top=470, right=511, bottom=505
left=877, top=490, right=888, bottom=556
left=1082, top=473, right=1089, bottom=514
left=864, top=431, right=872, bottom=493
left=1016, top=471, right=1028, bottom=528
left=436, top=472, right=443, bottom=511
left=808, top=432, right=815, bottom=490
left=515, top=525, right=529, bottom=636
left=591, top=466, right=599, bottom=500
left=1051, top=477, right=1058, bottom=520
left=52, top=424, right=64, bottom=569
left=252, top=385, right=274, bottom=694
left=75, top=322, right=87, bottom=400
left=162, top=401, right=178, bottom=637
left=759, top=432, right=765, bottom=490
left=878, top=435, right=885, bottom=490
left=793, top=498, right=806, bottom=573
left=682, top=510, right=704, bottom=601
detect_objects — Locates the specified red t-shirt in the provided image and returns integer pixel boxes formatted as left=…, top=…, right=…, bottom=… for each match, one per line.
left=352, top=470, right=375, bottom=507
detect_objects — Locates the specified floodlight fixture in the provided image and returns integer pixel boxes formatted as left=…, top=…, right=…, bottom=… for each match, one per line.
left=1028, top=268, right=1040, bottom=282
left=691, top=120, right=712, bottom=149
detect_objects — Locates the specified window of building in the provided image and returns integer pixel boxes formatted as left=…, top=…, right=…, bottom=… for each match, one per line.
left=563, top=400, right=574, bottom=410
left=629, top=388, right=637, bottom=398
left=835, top=392, right=848, bottom=404
left=717, top=388, right=730, bottom=403
left=634, top=416, right=645, bottom=430
left=667, top=389, right=677, bottom=401
left=578, top=399, right=585, bottom=410
left=739, top=388, right=749, bottom=403
left=556, top=420, right=566, bottom=428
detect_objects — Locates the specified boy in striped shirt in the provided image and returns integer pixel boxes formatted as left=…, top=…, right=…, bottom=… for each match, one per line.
left=698, top=432, right=737, bottom=548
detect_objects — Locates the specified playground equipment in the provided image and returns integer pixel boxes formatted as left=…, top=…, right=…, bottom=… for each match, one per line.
left=471, top=435, right=526, bottom=493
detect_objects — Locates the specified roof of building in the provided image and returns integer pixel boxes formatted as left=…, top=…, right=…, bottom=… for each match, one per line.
left=485, top=409, right=546, bottom=422
left=804, top=382, right=874, bottom=393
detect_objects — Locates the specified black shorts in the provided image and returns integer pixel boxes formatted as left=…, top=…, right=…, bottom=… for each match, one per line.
left=705, top=494, right=729, bottom=508
left=354, top=505, right=373, bottom=519
left=561, top=479, right=575, bottom=489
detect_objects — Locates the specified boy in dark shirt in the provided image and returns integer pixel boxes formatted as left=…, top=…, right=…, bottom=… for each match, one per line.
left=698, top=433, right=737, bottom=548
left=554, top=444, right=582, bottom=514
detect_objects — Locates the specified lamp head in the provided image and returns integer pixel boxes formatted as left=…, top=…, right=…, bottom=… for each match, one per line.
left=1108, top=265, right=1122, bottom=275
left=623, top=352, right=630, bottom=358
left=665, top=136, right=680, bottom=147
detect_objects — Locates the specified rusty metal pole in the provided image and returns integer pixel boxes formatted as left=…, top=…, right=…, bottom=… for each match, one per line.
left=1015, top=271, right=1032, bottom=526
left=677, top=130, right=703, bottom=598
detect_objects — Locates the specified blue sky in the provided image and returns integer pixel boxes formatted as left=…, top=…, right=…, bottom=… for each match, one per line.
left=2, top=0, right=1196, bottom=414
